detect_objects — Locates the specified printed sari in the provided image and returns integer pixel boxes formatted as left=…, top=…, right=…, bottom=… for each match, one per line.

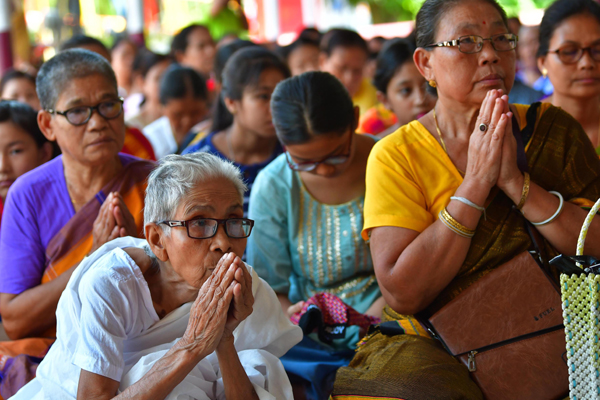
left=0, top=158, right=154, bottom=399
left=122, top=126, right=157, bottom=161
left=331, top=103, right=600, bottom=400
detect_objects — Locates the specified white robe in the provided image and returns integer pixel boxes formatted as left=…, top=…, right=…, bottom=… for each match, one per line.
left=14, top=237, right=302, bottom=400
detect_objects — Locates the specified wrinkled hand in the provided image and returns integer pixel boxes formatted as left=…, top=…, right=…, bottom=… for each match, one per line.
left=220, top=253, right=254, bottom=343
left=464, top=89, right=510, bottom=191
left=180, top=253, right=237, bottom=357
left=90, top=193, right=121, bottom=253
left=111, top=193, right=139, bottom=238
left=287, top=301, right=305, bottom=319
left=495, top=95, right=524, bottom=194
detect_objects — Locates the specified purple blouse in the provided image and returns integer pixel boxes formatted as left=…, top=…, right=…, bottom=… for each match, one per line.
left=0, top=154, right=136, bottom=295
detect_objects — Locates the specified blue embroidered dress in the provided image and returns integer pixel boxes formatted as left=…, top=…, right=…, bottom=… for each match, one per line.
left=247, top=153, right=380, bottom=326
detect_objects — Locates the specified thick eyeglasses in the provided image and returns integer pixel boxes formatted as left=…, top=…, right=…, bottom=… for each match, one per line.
left=549, top=43, right=600, bottom=64
left=426, top=33, right=518, bottom=54
left=158, top=218, right=255, bottom=239
left=285, top=133, right=353, bottom=172
left=46, top=98, right=124, bottom=126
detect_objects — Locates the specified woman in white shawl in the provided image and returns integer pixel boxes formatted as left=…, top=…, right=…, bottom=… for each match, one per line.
left=13, top=152, right=302, bottom=400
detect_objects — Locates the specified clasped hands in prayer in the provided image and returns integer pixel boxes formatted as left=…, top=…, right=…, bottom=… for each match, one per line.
left=179, top=252, right=254, bottom=358
left=464, top=88, right=525, bottom=199
left=91, top=192, right=138, bottom=253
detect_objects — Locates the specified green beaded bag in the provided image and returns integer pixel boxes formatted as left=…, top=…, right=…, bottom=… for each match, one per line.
left=553, top=198, right=600, bottom=400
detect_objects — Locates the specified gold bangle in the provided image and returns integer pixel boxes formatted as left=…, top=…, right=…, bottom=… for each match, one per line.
left=439, top=208, right=476, bottom=238
left=517, top=172, right=530, bottom=211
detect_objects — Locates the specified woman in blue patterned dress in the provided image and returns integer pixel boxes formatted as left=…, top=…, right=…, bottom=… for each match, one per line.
left=247, top=71, right=384, bottom=400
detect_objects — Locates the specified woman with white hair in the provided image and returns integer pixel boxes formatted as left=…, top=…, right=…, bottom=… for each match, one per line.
left=13, top=152, right=302, bottom=400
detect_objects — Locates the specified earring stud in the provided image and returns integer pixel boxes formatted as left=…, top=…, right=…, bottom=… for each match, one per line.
left=429, top=80, right=437, bottom=88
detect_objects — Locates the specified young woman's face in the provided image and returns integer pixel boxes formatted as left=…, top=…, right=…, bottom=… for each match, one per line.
left=288, top=45, right=320, bottom=76
left=320, top=46, right=368, bottom=98
left=180, top=27, right=216, bottom=76
left=1, top=78, right=40, bottom=111
left=382, top=62, right=436, bottom=127
left=163, top=95, right=207, bottom=144
left=143, top=60, right=171, bottom=104
left=0, top=121, right=50, bottom=200
left=539, top=13, right=600, bottom=101
left=231, top=68, right=287, bottom=138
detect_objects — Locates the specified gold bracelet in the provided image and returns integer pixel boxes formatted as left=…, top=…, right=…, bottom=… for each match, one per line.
left=517, top=172, right=530, bottom=211
left=439, top=208, right=476, bottom=238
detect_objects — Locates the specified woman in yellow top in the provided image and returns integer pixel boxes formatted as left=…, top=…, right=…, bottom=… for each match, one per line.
left=537, top=0, right=600, bottom=155
left=332, top=0, right=600, bottom=398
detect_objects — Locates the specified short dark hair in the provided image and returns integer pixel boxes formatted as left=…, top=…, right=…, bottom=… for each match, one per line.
left=212, top=47, right=291, bottom=132
left=36, top=49, right=117, bottom=110
left=0, top=100, right=50, bottom=148
left=214, top=39, right=258, bottom=84
left=159, top=64, right=208, bottom=105
left=320, top=28, right=368, bottom=57
left=538, top=0, right=600, bottom=57
left=0, top=69, right=36, bottom=94
left=60, top=34, right=109, bottom=54
left=271, top=71, right=354, bottom=145
left=170, top=24, right=210, bottom=58
left=415, top=0, right=508, bottom=49
left=373, top=38, right=416, bottom=93
left=133, top=50, right=170, bottom=78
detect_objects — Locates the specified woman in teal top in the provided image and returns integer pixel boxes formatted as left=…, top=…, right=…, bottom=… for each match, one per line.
left=247, top=71, right=383, bottom=400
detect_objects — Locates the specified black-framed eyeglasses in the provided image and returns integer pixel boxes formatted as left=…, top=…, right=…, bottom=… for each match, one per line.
left=548, top=43, right=600, bottom=64
left=158, top=217, right=255, bottom=239
left=285, top=132, right=353, bottom=172
left=46, top=97, right=124, bottom=126
left=426, top=33, right=518, bottom=54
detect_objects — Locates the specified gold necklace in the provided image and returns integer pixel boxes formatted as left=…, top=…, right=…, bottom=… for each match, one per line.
left=432, top=108, right=466, bottom=176
left=432, top=107, right=448, bottom=153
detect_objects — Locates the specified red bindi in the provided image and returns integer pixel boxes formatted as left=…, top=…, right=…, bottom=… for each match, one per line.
left=482, top=21, right=486, bottom=24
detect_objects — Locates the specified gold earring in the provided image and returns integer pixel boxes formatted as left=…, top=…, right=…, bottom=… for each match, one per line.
left=429, top=80, right=437, bottom=88
left=542, top=68, right=548, bottom=78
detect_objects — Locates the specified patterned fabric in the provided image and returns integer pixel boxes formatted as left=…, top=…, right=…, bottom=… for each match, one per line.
left=247, top=154, right=380, bottom=320
left=358, top=104, right=398, bottom=135
left=333, top=103, right=600, bottom=398
left=290, top=293, right=380, bottom=345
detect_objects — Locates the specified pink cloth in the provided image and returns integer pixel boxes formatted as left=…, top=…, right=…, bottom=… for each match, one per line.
left=290, top=292, right=380, bottom=331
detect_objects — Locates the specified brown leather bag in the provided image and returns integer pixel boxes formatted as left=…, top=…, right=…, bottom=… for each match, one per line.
left=423, top=251, right=568, bottom=400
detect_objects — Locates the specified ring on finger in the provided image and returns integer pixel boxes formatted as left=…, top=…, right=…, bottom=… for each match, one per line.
left=479, top=123, right=488, bottom=132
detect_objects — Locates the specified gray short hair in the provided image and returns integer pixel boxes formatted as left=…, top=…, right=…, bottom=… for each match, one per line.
left=36, top=49, right=117, bottom=110
left=144, top=152, right=247, bottom=232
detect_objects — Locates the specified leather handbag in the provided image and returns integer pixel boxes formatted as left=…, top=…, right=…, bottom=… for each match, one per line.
left=422, top=251, right=568, bottom=400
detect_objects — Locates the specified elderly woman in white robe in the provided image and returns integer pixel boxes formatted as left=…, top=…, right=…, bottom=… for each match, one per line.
left=13, top=152, right=302, bottom=400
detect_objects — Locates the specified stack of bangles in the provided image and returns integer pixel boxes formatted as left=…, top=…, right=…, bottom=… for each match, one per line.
left=438, top=207, right=476, bottom=238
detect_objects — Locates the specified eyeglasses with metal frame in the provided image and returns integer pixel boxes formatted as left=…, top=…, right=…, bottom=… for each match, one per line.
left=548, top=43, right=600, bottom=64
left=425, top=33, right=518, bottom=54
left=157, top=217, right=255, bottom=239
left=46, top=97, right=125, bottom=126
left=285, top=131, right=354, bottom=172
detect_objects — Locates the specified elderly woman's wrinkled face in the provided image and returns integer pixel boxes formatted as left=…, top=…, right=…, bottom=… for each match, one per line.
left=539, top=13, right=600, bottom=100
left=427, top=0, right=516, bottom=106
left=47, top=73, right=125, bottom=166
left=162, top=178, right=246, bottom=288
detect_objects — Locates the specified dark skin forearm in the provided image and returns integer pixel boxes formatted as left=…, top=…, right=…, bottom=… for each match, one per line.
left=78, top=339, right=208, bottom=400
left=0, top=265, right=76, bottom=339
left=216, top=336, right=260, bottom=400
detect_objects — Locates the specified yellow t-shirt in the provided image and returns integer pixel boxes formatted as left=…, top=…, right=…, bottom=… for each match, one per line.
left=353, top=78, right=379, bottom=117
left=362, top=103, right=546, bottom=240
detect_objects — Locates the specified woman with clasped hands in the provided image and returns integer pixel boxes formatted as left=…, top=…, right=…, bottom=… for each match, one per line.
left=13, top=152, right=302, bottom=400
left=332, top=0, right=600, bottom=398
